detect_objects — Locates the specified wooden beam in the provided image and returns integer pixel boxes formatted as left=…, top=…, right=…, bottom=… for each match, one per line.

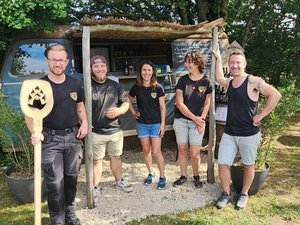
left=207, top=27, right=219, bottom=184
left=82, top=26, right=94, bottom=208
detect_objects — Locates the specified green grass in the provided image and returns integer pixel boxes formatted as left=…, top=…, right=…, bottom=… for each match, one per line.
left=1, top=120, right=300, bottom=225
left=127, top=120, right=300, bottom=225
left=0, top=171, right=50, bottom=225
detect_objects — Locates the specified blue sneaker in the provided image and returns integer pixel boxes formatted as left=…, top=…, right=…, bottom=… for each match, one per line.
left=156, top=176, right=166, bottom=190
left=144, top=173, right=155, bottom=185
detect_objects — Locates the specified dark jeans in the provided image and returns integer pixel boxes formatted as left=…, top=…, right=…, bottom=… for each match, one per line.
left=42, top=128, right=82, bottom=225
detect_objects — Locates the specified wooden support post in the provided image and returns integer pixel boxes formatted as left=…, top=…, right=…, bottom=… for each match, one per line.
left=82, top=26, right=94, bottom=208
left=207, top=27, right=219, bottom=183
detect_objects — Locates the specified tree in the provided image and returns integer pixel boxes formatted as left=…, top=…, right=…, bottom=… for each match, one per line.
left=227, top=0, right=300, bottom=85
left=67, top=0, right=228, bottom=25
left=0, top=0, right=67, bottom=51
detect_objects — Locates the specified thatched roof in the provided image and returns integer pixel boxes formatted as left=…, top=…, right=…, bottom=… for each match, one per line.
left=66, top=17, right=226, bottom=40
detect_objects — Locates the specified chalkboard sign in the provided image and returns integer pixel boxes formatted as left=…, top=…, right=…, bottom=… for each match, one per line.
left=171, top=39, right=212, bottom=69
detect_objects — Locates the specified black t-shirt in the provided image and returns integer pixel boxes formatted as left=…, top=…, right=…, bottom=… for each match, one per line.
left=42, top=75, right=85, bottom=129
left=92, top=78, right=129, bottom=135
left=174, top=74, right=212, bottom=120
left=129, top=83, right=165, bottom=124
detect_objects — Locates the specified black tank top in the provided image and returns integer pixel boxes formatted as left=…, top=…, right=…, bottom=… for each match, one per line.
left=224, top=75, right=260, bottom=136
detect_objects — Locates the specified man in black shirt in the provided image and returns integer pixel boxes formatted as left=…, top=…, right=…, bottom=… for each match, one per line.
left=26, top=44, right=88, bottom=225
left=90, top=55, right=133, bottom=200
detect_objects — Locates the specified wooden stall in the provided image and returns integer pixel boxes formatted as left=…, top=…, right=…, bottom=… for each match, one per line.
left=65, top=18, right=228, bottom=208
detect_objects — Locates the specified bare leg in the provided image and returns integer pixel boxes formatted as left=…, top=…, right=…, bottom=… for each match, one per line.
left=177, top=144, right=189, bottom=176
left=151, top=137, right=165, bottom=177
left=218, top=164, right=231, bottom=194
left=93, top=159, right=103, bottom=187
left=110, top=155, right=122, bottom=181
left=140, top=137, right=153, bottom=173
left=241, top=164, right=255, bottom=194
left=190, top=145, right=201, bottom=176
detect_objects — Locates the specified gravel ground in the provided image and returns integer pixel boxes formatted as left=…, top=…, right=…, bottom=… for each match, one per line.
left=75, top=134, right=222, bottom=225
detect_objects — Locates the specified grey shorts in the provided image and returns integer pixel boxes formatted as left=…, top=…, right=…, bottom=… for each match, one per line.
left=92, top=131, right=123, bottom=160
left=218, top=132, right=261, bottom=166
left=173, top=117, right=204, bottom=146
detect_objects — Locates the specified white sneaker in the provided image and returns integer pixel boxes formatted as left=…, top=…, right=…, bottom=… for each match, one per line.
left=236, top=193, right=249, bottom=209
left=93, top=187, right=101, bottom=202
left=116, top=179, right=133, bottom=193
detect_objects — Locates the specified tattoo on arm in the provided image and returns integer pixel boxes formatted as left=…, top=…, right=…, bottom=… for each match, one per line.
left=248, top=78, right=264, bottom=91
left=257, top=79, right=263, bottom=91
left=176, top=89, right=183, bottom=97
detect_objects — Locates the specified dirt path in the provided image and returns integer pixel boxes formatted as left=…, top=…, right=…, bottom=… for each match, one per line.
left=74, top=134, right=221, bottom=225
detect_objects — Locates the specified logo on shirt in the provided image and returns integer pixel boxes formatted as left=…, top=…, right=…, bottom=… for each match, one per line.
left=70, top=92, right=78, bottom=101
left=198, top=86, right=206, bottom=94
left=151, top=92, right=157, bottom=98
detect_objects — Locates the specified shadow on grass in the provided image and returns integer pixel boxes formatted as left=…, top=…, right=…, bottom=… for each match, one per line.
left=266, top=146, right=300, bottom=196
left=277, top=135, right=300, bottom=147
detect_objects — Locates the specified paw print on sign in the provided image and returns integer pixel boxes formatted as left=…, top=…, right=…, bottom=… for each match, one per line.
left=28, top=86, right=46, bottom=109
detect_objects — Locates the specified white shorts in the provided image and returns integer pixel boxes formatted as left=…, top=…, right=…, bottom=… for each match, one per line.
left=218, top=132, right=261, bottom=166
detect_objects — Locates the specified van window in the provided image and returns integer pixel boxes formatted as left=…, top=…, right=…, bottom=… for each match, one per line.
left=10, top=43, right=51, bottom=77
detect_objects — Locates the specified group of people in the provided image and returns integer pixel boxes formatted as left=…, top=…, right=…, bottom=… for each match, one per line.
left=25, top=43, right=281, bottom=225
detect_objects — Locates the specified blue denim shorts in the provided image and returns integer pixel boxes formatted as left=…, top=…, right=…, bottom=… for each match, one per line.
left=218, top=132, right=261, bottom=166
left=173, top=118, right=204, bottom=146
left=136, top=122, right=161, bottom=138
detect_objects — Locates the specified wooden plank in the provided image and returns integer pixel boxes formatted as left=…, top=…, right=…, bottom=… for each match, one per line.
left=82, top=26, right=94, bottom=209
left=207, top=27, right=219, bottom=184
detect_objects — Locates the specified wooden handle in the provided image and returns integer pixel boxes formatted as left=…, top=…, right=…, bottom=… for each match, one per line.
left=20, top=80, right=53, bottom=225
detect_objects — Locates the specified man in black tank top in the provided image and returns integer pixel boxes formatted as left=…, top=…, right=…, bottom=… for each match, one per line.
left=212, top=46, right=281, bottom=209
left=25, top=44, right=88, bottom=225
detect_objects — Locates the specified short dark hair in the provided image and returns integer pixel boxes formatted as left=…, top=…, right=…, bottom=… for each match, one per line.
left=184, top=50, right=207, bottom=73
left=44, top=44, right=68, bottom=59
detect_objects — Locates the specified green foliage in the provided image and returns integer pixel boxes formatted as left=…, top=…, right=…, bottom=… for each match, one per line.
left=227, top=0, right=300, bottom=85
left=0, top=0, right=67, bottom=50
left=67, top=0, right=227, bottom=25
left=255, top=78, right=300, bottom=169
left=0, top=93, right=33, bottom=178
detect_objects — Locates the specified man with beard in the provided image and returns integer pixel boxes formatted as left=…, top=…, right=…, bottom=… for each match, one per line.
left=25, top=44, right=88, bottom=225
left=90, top=55, right=133, bottom=202
left=212, top=46, right=281, bottom=210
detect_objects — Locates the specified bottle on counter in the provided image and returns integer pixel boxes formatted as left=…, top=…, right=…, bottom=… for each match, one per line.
left=163, top=75, right=171, bottom=93
left=124, top=60, right=129, bottom=76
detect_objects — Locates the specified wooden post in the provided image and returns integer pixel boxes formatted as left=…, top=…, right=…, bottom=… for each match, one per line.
left=20, top=80, right=53, bottom=225
left=207, top=27, right=219, bottom=183
left=82, top=26, right=94, bottom=208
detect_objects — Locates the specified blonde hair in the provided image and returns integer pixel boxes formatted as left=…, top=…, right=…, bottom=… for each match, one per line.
left=44, top=44, right=68, bottom=59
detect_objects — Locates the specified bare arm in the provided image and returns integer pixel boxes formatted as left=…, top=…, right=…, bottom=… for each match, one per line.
left=251, top=77, right=281, bottom=126
left=76, top=101, right=88, bottom=139
left=252, top=80, right=282, bottom=126
left=200, top=93, right=211, bottom=119
left=212, top=45, right=230, bottom=88
left=25, top=115, right=44, bottom=145
left=176, top=89, right=203, bottom=126
left=158, top=95, right=166, bottom=136
left=128, top=95, right=140, bottom=119
left=24, top=115, right=34, bottom=134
